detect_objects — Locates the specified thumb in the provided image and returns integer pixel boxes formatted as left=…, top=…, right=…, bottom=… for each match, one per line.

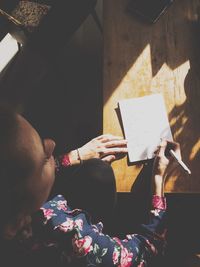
left=157, top=140, right=167, bottom=157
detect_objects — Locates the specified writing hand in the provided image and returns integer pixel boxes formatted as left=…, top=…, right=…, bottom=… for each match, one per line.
left=152, top=140, right=181, bottom=196
left=153, top=140, right=181, bottom=177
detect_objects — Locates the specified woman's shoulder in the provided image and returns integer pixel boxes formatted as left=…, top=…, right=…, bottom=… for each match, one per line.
left=40, top=195, right=91, bottom=231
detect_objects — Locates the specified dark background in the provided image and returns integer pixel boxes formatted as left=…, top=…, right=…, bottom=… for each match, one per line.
left=1, top=1, right=200, bottom=266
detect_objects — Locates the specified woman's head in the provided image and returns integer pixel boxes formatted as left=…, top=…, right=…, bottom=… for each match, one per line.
left=0, top=104, right=56, bottom=239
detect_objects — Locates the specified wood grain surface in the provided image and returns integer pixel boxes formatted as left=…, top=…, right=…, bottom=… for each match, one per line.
left=103, top=0, right=200, bottom=192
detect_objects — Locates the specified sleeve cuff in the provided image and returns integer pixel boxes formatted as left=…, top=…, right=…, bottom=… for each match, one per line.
left=152, top=195, right=167, bottom=210
left=55, top=154, right=72, bottom=172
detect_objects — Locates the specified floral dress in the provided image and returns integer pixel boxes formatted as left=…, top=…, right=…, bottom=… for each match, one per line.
left=26, top=194, right=167, bottom=267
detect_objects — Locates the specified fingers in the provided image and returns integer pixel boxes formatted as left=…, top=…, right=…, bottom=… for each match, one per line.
left=155, top=139, right=182, bottom=161
left=157, top=140, right=168, bottom=157
left=104, top=140, right=127, bottom=148
left=102, top=155, right=116, bottom=163
left=94, top=134, right=128, bottom=163
left=166, top=140, right=180, bottom=150
left=166, top=140, right=182, bottom=160
left=153, top=140, right=170, bottom=178
left=96, top=134, right=125, bottom=143
left=95, top=134, right=128, bottom=159
left=101, top=147, right=128, bottom=155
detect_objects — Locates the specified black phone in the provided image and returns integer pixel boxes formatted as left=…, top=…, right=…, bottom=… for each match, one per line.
left=127, top=0, right=173, bottom=23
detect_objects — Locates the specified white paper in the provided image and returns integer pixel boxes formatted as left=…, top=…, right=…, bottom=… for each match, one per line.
left=0, top=33, right=19, bottom=72
left=118, top=94, right=173, bottom=162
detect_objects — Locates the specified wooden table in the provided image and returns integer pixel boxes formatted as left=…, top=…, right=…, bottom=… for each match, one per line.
left=103, top=0, right=200, bottom=192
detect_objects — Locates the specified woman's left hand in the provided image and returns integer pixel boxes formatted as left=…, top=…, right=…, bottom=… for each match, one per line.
left=78, top=134, right=128, bottom=163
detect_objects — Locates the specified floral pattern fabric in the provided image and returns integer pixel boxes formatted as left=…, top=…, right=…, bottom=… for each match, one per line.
left=34, top=195, right=167, bottom=267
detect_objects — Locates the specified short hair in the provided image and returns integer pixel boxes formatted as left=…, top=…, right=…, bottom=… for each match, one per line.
left=0, top=103, right=19, bottom=186
left=0, top=104, right=34, bottom=234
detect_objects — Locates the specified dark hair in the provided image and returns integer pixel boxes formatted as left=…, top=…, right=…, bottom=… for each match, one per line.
left=0, top=103, right=18, bottom=151
left=0, top=104, right=34, bottom=235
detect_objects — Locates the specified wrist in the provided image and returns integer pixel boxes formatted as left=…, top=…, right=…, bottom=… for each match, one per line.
left=68, top=150, right=81, bottom=165
left=68, top=149, right=83, bottom=165
left=152, top=175, right=165, bottom=197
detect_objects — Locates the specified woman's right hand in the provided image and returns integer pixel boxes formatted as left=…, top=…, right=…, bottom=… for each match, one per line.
left=152, top=140, right=181, bottom=196
left=153, top=140, right=181, bottom=177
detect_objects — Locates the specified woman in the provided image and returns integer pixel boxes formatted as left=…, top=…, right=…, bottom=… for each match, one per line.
left=0, top=104, right=181, bottom=266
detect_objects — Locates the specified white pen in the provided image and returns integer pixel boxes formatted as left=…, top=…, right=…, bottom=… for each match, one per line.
left=169, top=149, right=191, bottom=175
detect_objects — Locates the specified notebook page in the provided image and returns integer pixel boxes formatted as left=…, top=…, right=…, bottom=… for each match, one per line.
left=118, top=94, right=173, bottom=162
